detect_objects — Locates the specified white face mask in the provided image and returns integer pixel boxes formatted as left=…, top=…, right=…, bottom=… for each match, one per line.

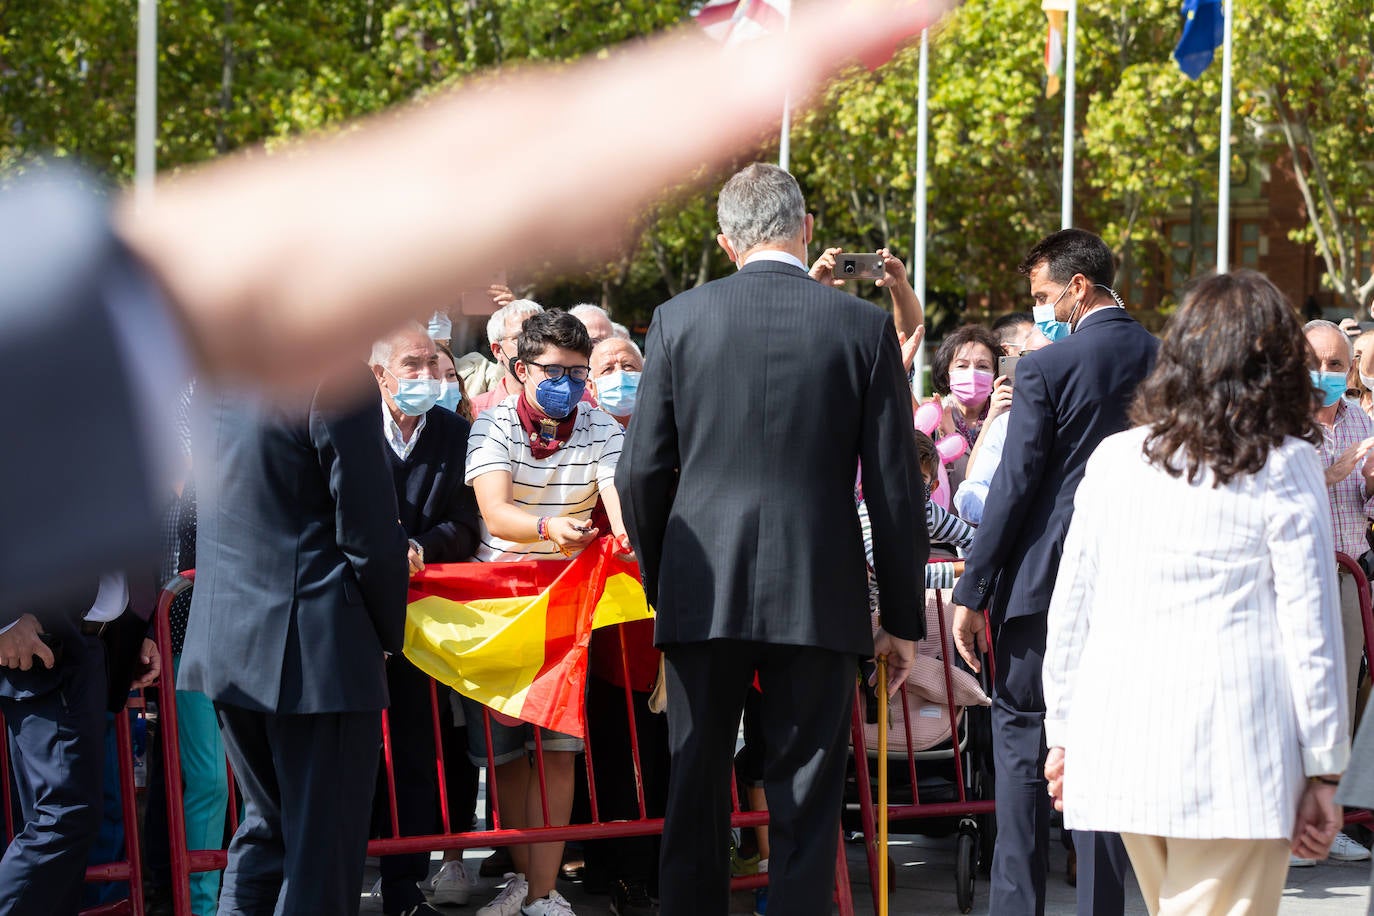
left=385, top=368, right=441, bottom=416
left=427, top=311, right=452, bottom=340
left=1361, top=372, right=1374, bottom=392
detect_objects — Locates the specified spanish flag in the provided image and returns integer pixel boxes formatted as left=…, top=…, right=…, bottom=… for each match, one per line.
left=404, top=538, right=652, bottom=739
left=1042, top=0, right=1071, bottom=97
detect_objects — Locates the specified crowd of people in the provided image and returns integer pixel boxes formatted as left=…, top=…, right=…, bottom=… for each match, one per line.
left=3, top=154, right=1374, bottom=916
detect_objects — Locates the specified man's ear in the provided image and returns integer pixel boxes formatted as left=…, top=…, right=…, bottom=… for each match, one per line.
left=803, top=213, right=815, bottom=246
left=512, top=359, right=527, bottom=384
left=371, top=363, right=388, bottom=387
left=717, top=233, right=739, bottom=265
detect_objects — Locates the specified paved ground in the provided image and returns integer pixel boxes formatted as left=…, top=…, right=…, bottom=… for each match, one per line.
left=361, top=831, right=1372, bottom=915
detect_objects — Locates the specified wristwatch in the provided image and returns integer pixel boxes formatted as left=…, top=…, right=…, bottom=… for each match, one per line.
left=408, top=539, right=424, bottom=564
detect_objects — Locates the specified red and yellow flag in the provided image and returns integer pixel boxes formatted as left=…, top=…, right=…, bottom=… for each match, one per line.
left=403, top=538, right=652, bottom=739
left=1042, top=0, right=1071, bottom=97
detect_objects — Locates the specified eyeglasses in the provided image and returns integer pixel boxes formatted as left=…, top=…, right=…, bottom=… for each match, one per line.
left=525, top=361, right=591, bottom=382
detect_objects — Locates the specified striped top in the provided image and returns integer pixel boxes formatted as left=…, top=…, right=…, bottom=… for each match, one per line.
left=464, top=397, right=623, bottom=562
left=1044, top=427, right=1349, bottom=840
left=1314, top=397, right=1374, bottom=558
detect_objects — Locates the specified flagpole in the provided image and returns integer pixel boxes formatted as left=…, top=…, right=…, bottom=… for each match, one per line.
left=1215, top=0, right=1234, bottom=273
left=135, top=0, right=158, bottom=205
left=911, top=28, right=929, bottom=398
left=1060, top=0, right=1076, bottom=229
left=779, top=92, right=791, bottom=171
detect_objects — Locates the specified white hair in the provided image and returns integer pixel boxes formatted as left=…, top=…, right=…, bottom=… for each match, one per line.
left=369, top=320, right=428, bottom=367
left=486, top=299, right=544, bottom=345
left=570, top=303, right=612, bottom=324
left=611, top=322, right=632, bottom=340
left=593, top=337, right=643, bottom=362
left=1305, top=319, right=1355, bottom=359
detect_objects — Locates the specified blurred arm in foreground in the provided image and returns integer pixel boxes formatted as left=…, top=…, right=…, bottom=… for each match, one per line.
left=0, top=1, right=942, bottom=614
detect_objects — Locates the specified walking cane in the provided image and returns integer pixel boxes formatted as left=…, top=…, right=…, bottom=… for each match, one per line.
left=876, top=655, right=889, bottom=916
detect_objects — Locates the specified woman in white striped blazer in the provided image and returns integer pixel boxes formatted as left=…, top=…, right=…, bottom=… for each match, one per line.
left=1043, top=270, right=1350, bottom=915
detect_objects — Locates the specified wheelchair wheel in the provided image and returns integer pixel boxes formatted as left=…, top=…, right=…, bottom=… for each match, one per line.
left=956, top=824, right=978, bottom=913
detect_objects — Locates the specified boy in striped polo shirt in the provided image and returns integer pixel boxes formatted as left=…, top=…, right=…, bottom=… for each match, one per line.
left=463, top=309, right=629, bottom=916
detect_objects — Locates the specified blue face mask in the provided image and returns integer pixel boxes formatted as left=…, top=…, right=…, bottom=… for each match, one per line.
left=596, top=370, right=640, bottom=416
left=1311, top=370, right=1348, bottom=408
left=534, top=375, right=585, bottom=420
left=436, top=380, right=463, bottom=413
left=1033, top=303, right=1071, bottom=343
left=386, top=369, right=441, bottom=416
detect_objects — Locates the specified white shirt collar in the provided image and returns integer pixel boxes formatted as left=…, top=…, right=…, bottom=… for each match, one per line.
left=742, top=250, right=807, bottom=272
left=382, top=401, right=427, bottom=460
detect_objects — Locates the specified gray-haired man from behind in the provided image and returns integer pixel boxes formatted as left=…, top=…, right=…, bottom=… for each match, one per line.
left=616, top=162, right=927, bottom=916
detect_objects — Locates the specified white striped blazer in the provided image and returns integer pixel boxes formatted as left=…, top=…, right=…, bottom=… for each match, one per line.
left=1044, top=427, right=1350, bottom=839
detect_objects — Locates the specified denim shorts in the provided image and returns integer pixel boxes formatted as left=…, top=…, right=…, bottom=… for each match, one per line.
left=459, top=695, right=584, bottom=767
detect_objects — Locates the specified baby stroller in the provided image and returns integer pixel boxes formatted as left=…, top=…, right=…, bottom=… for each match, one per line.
left=845, top=578, right=997, bottom=914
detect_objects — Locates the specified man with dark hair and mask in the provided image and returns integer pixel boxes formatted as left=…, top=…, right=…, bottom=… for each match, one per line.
left=462, top=308, right=630, bottom=916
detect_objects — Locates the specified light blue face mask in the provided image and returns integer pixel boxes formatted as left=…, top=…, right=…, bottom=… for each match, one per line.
left=1311, top=370, right=1348, bottom=408
left=386, top=368, right=441, bottom=416
left=436, top=380, right=463, bottom=413
left=596, top=369, right=640, bottom=416
left=1033, top=302, right=1071, bottom=343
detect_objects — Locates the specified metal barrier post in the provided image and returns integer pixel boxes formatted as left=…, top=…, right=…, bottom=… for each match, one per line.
left=154, top=572, right=195, bottom=916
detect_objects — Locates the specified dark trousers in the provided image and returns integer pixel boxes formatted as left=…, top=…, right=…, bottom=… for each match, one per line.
left=371, top=656, right=441, bottom=914
left=659, top=640, right=854, bottom=916
left=214, top=703, right=380, bottom=916
left=991, top=615, right=1127, bottom=916
left=0, top=633, right=108, bottom=916
left=583, top=675, right=670, bottom=891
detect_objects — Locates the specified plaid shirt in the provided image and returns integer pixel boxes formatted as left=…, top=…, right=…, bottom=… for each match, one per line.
left=1316, top=398, right=1374, bottom=559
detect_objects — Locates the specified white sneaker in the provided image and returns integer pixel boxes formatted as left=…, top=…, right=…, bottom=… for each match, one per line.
left=369, top=877, right=384, bottom=897
left=1329, top=832, right=1372, bottom=862
left=1290, top=854, right=1316, bottom=868
left=431, top=860, right=475, bottom=905
left=522, top=889, right=577, bottom=916
left=476, top=873, right=529, bottom=916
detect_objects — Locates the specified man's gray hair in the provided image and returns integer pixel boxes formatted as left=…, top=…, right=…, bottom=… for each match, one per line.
left=369, top=320, right=429, bottom=367
left=1304, top=319, right=1355, bottom=359
left=570, top=303, right=612, bottom=324
left=593, top=337, right=643, bottom=361
left=486, top=298, right=544, bottom=345
left=717, top=162, right=805, bottom=254
left=611, top=322, right=632, bottom=341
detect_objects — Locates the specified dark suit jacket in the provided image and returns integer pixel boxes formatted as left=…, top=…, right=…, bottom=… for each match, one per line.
left=951, top=307, right=1158, bottom=625
left=179, top=375, right=409, bottom=714
left=0, top=170, right=166, bottom=621
left=615, top=259, right=927, bottom=658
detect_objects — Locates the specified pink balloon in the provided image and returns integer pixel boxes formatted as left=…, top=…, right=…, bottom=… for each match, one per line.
left=931, top=459, right=951, bottom=510
left=913, top=400, right=943, bottom=436
left=936, top=433, right=967, bottom=464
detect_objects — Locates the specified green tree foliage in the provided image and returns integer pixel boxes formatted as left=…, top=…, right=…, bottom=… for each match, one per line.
left=1, top=0, right=1368, bottom=320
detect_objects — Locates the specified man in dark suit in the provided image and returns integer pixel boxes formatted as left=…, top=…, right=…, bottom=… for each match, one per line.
left=615, top=163, right=927, bottom=916
left=0, top=576, right=160, bottom=916
left=950, top=229, right=1159, bottom=916
left=179, top=373, right=409, bottom=916
left=366, top=324, right=481, bottom=916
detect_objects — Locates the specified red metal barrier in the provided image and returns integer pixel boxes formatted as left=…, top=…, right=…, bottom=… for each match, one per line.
left=154, top=568, right=857, bottom=915
left=0, top=666, right=149, bottom=915
left=1337, top=551, right=1374, bottom=831
left=850, top=564, right=997, bottom=915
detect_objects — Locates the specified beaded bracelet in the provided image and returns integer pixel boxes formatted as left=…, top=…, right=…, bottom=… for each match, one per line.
left=537, top=516, right=550, bottom=541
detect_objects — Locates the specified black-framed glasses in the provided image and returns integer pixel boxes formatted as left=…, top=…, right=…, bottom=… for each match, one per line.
left=526, top=361, right=591, bottom=382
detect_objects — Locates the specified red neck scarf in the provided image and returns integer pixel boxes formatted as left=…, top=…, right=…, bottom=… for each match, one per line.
left=516, top=391, right=578, bottom=459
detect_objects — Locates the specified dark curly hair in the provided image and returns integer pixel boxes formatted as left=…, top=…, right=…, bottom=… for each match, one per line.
left=518, top=309, right=592, bottom=363
left=930, top=324, right=1002, bottom=396
left=1130, top=270, right=1321, bottom=486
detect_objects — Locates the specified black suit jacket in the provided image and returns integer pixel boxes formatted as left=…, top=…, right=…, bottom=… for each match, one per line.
left=0, top=170, right=166, bottom=620
left=951, top=307, right=1158, bottom=625
left=179, top=375, right=409, bottom=714
left=615, top=259, right=927, bottom=657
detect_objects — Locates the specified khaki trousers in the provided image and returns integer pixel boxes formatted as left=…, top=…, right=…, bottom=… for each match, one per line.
left=1340, top=570, right=1366, bottom=720
left=1121, top=834, right=1290, bottom=916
